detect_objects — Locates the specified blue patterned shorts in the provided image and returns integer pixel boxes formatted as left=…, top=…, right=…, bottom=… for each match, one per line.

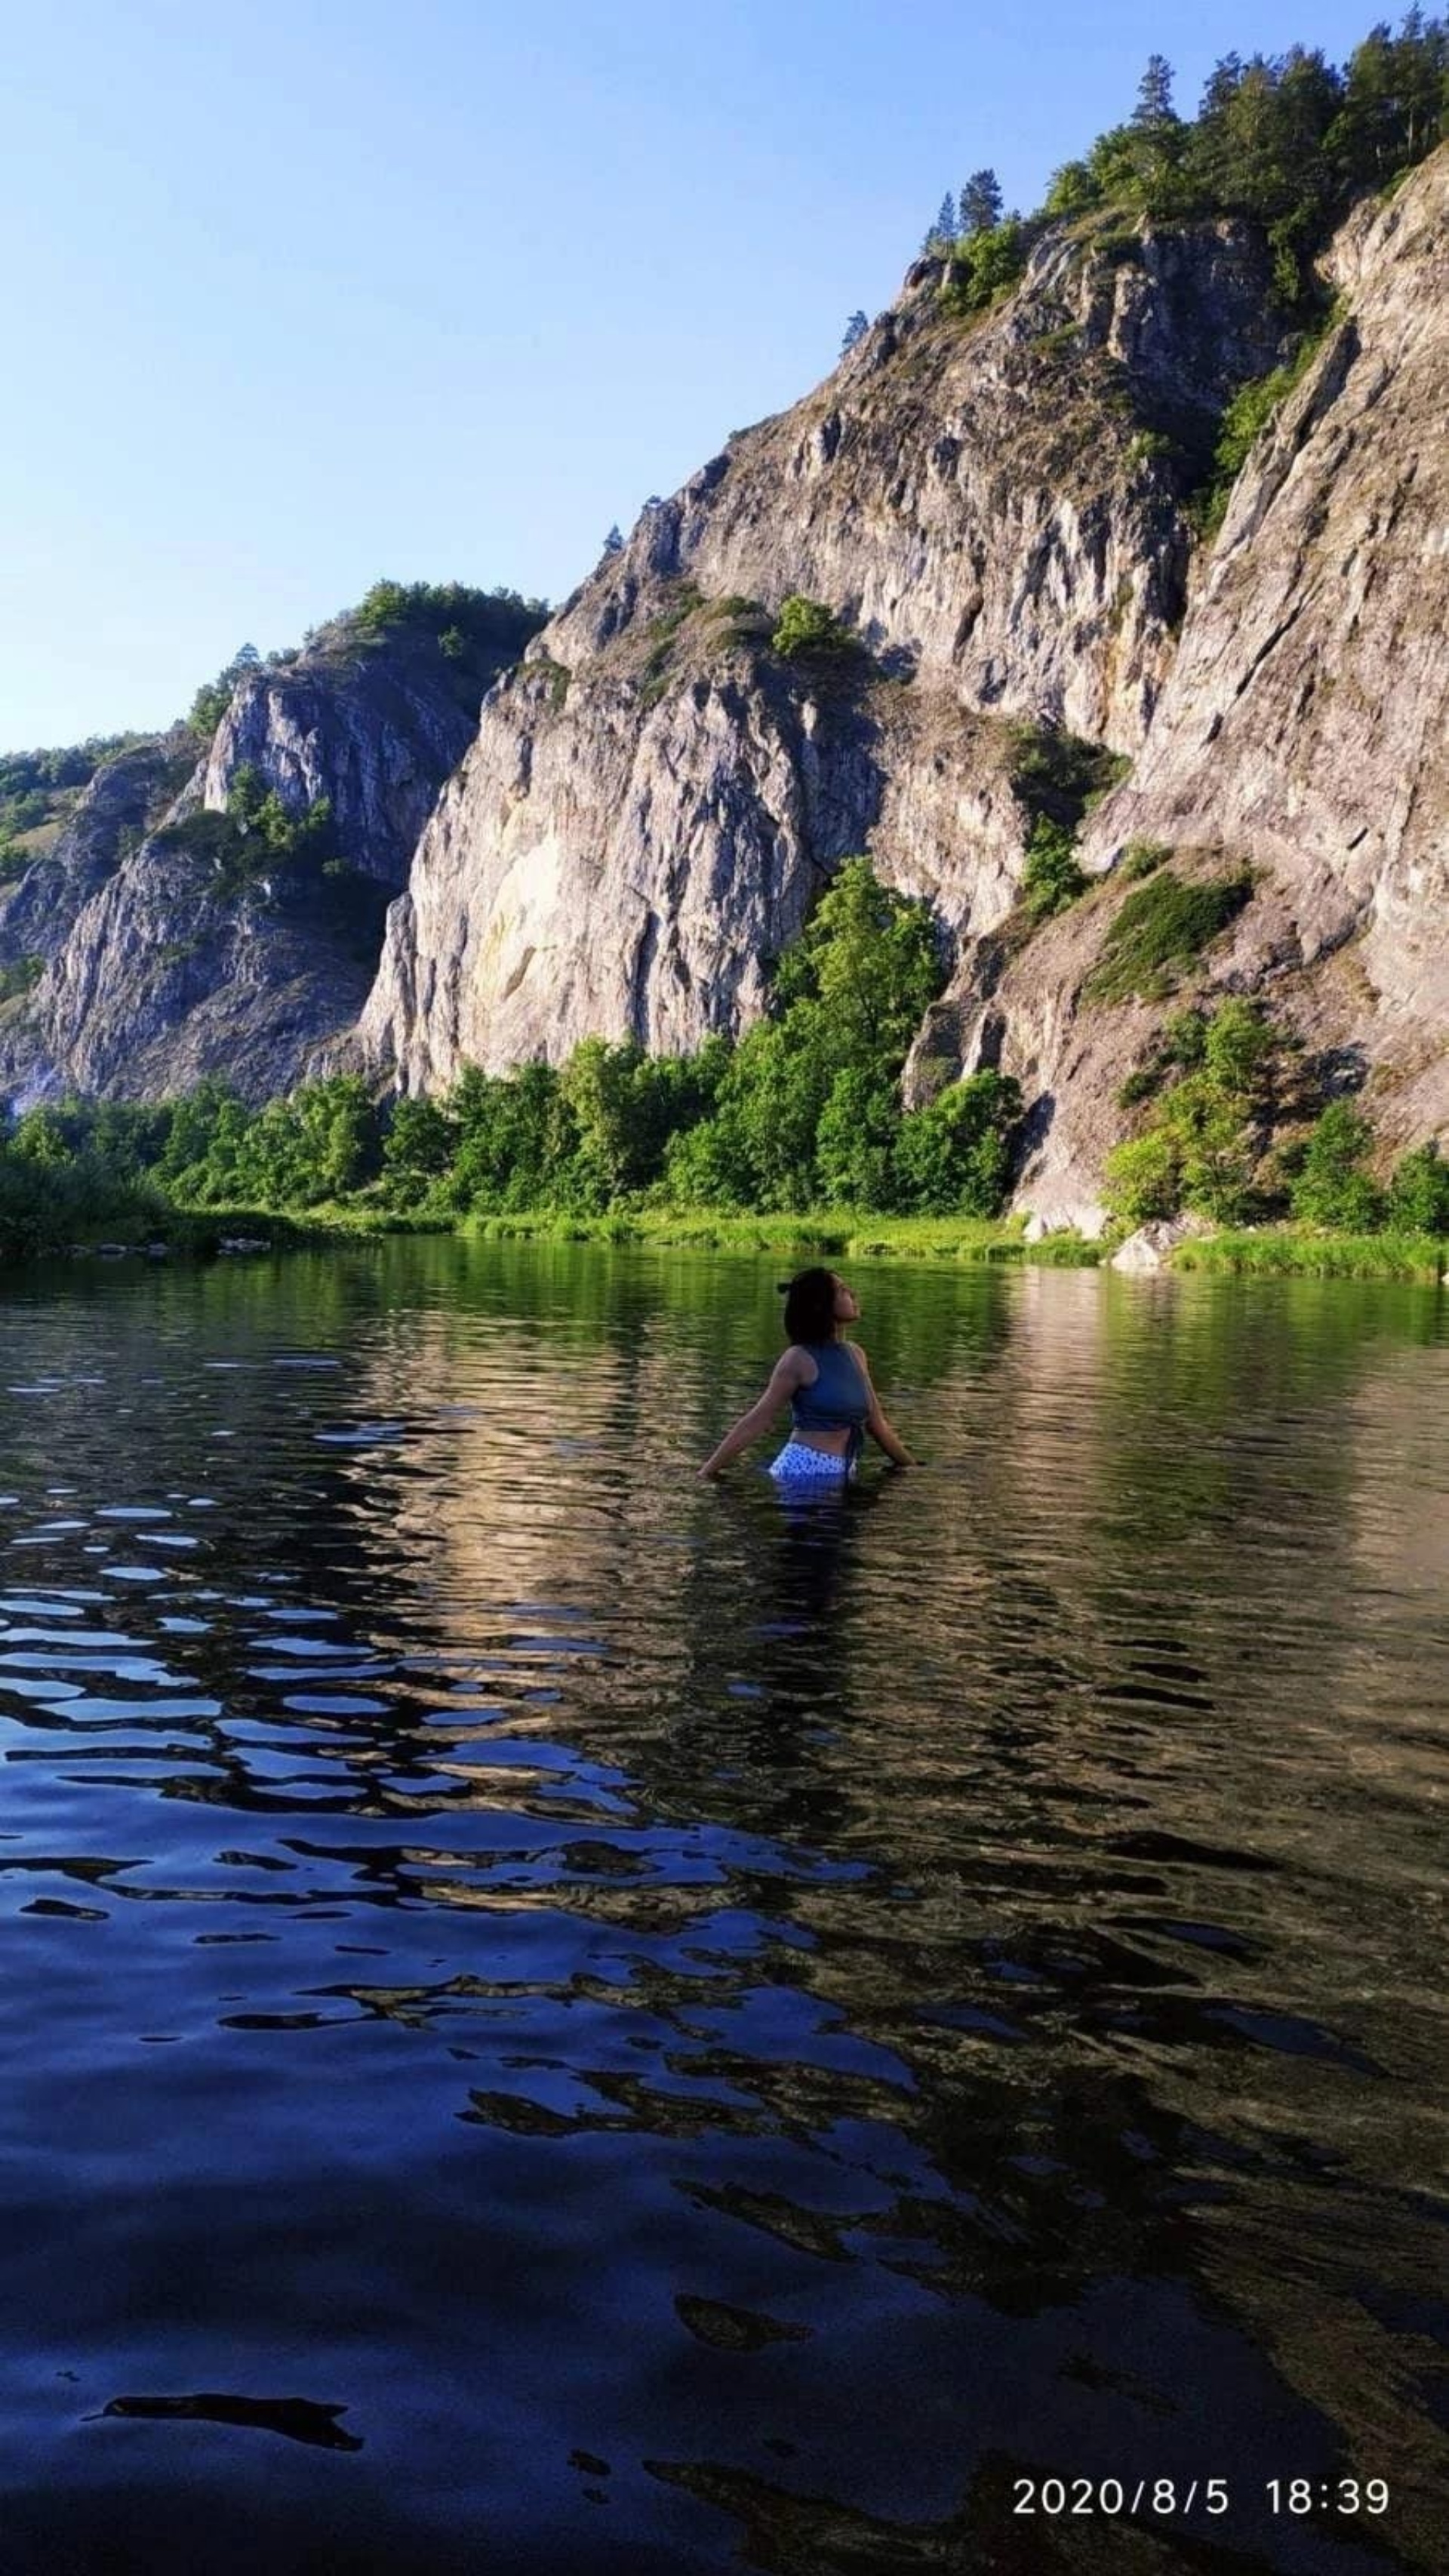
left=768, top=1440, right=855, bottom=1484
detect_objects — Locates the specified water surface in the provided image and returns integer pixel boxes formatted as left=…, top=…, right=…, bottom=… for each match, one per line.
left=2, top=1242, right=1446, bottom=2574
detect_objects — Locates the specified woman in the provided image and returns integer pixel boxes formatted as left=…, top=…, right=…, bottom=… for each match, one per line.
left=697, top=1266, right=913, bottom=1483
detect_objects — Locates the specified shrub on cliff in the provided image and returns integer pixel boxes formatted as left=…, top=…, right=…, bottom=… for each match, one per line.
left=1021, top=819, right=1088, bottom=922
left=938, top=219, right=1028, bottom=317
left=771, top=596, right=859, bottom=661
left=1104, top=996, right=1282, bottom=1224
left=1085, top=866, right=1254, bottom=1004
left=352, top=579, right=547, bottom=665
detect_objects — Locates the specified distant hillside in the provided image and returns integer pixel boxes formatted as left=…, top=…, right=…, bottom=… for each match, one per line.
left=0, top=582, right=548, bottom=1104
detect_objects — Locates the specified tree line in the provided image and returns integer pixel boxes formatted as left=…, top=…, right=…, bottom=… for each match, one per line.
left=0, top=862, right=1023, bottom=1255
left=4, top=844, right=1446, bottom=1259
left=844, top=17, right=1447, bottom=348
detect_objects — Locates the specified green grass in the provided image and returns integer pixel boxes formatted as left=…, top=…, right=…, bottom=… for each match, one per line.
left=1085, top=866, right=1254, bottom=1005
left=1169, top=1226, right=1444, bottom=1280
left=15, top=1189, right=1444, bottom=1282
left=461, top=1206, right=1103, bottom=1265
left=0, top=954, right=44, bottom=1002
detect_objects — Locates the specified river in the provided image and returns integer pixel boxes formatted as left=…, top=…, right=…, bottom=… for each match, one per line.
left=1, top=1240, right=1445, bottom=2574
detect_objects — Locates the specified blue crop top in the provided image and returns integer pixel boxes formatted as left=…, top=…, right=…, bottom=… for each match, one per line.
left=791, top=1340, right=869, bottom=1434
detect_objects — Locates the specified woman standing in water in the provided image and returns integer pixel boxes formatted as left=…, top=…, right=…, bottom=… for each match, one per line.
left=697, top=1266, right=913, bottom=1484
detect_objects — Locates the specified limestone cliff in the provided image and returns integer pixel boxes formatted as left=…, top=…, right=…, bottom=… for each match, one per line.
left=358, top=208, right=1291, bottom=1097
left=8, top=152, right=1445, bottom=1206
left=358, top=154, right=1447, bottom=1219
left=0, top=609, right=530, bottom=1106
left=932, top=151, right=1449, bottom=1222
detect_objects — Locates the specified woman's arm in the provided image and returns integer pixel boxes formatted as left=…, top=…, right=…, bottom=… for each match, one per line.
left=852, top=1344, right=914, bottom=1467
left=697, top=1351, right=802, bottom=1479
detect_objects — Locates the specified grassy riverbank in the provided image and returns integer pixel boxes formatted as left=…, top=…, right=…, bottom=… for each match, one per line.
left=1168, top=1224, right=1446, bottom=1280
left=5, top=1177, right=1444, bottom=1284
left=461, top=1207, right=1103, bottom=1263
left=5, top=1159, right=1441, bottom=1288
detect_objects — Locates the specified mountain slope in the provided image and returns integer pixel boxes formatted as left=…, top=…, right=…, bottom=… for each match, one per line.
left=358, top=152, right=1447, bottom=1218
left=936, top=150, right=1449, bottom=1220
left=0, top=597, right=540, bottom=1105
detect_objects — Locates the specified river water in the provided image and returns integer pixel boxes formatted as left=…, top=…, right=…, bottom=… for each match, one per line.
left=1, top=1241, right=1445, bottom=2575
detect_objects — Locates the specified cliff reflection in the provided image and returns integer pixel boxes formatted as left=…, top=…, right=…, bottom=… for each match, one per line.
left=2, top=1242, right=1445, bottom=2574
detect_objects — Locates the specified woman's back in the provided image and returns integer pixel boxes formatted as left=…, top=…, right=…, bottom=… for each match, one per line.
left=791, top=1340, right=868, bottom=1430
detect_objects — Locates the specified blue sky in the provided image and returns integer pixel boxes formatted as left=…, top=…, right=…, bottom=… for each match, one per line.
left=3, top=0, right=1382, bottom=746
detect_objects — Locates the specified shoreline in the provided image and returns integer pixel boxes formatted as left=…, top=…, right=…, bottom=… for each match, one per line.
left=7, top=1201, right=1444, bottom=1283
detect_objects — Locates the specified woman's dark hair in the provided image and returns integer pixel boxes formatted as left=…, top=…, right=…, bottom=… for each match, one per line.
left=777, top=1266, right=838, bottom=1346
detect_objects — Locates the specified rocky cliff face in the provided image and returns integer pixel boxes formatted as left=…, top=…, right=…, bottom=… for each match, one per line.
left=358, top=208, right=1290, bottom=1094
left=359, top=153, right=1447, bottom=1217
left=0, top=620, right=502, bottom=1105
left=9, top=155, right=1444, bottom=1202
left=0, top=734, right=193, bottom=968
left=932, top=151, right=1449, bottom=1220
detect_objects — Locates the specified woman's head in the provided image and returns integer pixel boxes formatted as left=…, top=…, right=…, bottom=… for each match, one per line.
left=777, top=1267, right=860, bottom=1344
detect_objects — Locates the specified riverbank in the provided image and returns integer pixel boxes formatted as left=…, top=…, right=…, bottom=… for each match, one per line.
left=462, top=1208, right=1103, bottom=1263
left=464, top=1206, right=1442, bottom=1277
left=5, top=1187, right=1444, bottom=1282
left=1168, top=1224, right=1446, bottom=1280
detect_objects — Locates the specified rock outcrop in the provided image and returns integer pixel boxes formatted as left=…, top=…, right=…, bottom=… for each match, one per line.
left=7, top=151, right=1446, bottom=1210
left=931, top=150, right=1449, bottom=1218
left=0, top=617, right=515, bottom=1104
left=358, top=208, right=1300, bottom=1101
left=358, top=155, right=1446, bottom=1221
left=0, top=734, right=193, bottom=968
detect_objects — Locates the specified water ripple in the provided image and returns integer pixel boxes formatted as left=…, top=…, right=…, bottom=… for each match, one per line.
left=0, top=1245, right=1445, bottom=2574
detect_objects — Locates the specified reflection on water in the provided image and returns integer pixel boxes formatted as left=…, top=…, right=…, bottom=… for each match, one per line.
left=1, top=1242, right=1446, bottom=2576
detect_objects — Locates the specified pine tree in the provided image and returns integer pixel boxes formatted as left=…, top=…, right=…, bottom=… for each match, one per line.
left=602, top=525, right=624, bottom=556
left=921, top=191, right=957, bottom=252
left=1134, top=54, right=1176, bottom=127
left=959, top=168, right=1003, bottom=232
left=840, top=310, right=869, bottom=355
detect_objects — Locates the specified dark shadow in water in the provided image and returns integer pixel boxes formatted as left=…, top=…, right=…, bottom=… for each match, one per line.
left=98, top=2393, right=361, bottom=2450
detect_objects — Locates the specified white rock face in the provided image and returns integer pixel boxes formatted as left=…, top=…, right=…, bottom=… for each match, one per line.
left=358, top=659, right=1029, bottom=1089
left=995, top=146, right=1449, bottom=1221
left=0, top=629, right=492, bottom=1104
left=203, top=650, right=474, bottom=885
left=360, top=209, right=1291, bottom=1094
left=1111, top=1214, right=1214, bottom=1272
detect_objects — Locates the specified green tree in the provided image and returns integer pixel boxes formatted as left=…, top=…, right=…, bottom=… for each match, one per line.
left=1021, top=817, right=1087, bottom=922
left=1134, top=53, right=1177, bottom=125
left=673, top=860, right=945, bottom=1212
left=381, top=1094, right=458, bottom=1206
left=1202, top=995, right=1275, bottom=1099
left=1289, top=1100, right=1385, bottom=1230
left=1103, top=1126, right=1183, bottom=1223
left=840, top=309, right=869, bottom=355
left=771, top=595, right=858, bottom=660
left=1387, top=1138, right=1449, bottom=1233
left=959, top=168, right=1003, bottom=232
left=189, top=644, right=261, bottom=737
left=812, top=1066, right=901, bottom=1208
left=1044, top=158, right=1100, bottom=215
left=894, top=1070, right=1023, bottom=1214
